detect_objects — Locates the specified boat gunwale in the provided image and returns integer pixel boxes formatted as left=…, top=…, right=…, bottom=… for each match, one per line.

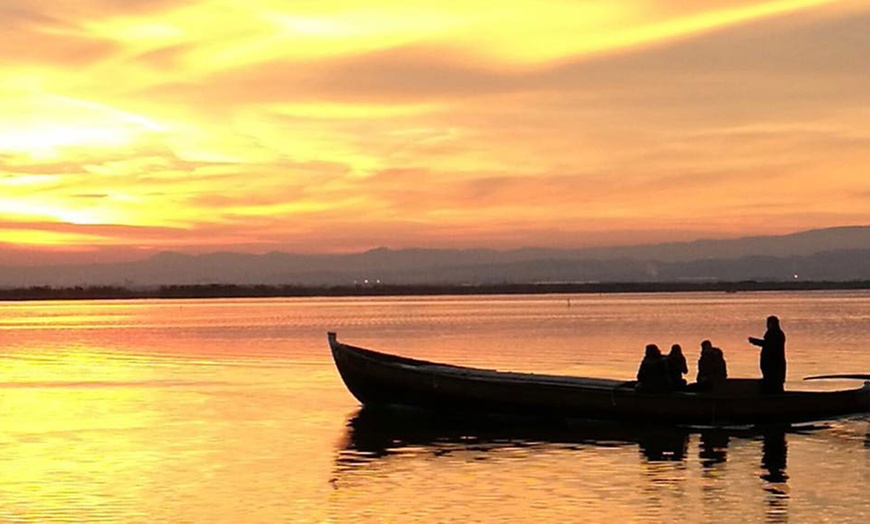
left=329, top=334, right=629, bottom=390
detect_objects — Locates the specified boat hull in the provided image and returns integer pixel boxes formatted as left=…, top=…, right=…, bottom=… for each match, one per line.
left=329, top=332, right=870, bottom=425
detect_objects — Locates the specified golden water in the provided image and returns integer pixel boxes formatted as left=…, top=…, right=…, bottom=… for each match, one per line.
left=1, top=292, right=868, bottom=522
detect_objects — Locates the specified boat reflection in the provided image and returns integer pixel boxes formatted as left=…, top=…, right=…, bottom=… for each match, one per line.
left=334, top=408, right=804, bottom=522
left=336, top=407, right=798, bottom=475
left=699, top=430, right=730, bottom=467
left=337, top=406, right=693, bottom=467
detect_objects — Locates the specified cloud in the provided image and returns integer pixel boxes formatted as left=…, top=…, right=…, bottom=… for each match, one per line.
left=0, top=0, right=192, bottom=21
left=2, top=1, right=870, bottom=258
left=1, top=23, right=119, bottom=68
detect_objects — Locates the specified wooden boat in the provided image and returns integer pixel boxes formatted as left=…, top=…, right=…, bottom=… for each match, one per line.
left=328, top=332, right=870, bottom=426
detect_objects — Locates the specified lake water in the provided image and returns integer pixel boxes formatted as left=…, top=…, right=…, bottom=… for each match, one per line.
left=1, top=291, right=869, bottom=523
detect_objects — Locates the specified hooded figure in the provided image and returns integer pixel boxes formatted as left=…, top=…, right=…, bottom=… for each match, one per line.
left=696, top=340, right=727, bottom=390
left=666, top=344, right=688, bottom=389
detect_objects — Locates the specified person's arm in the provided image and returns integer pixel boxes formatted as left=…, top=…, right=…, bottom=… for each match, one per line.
left=748, top=336, right=764, bottom=347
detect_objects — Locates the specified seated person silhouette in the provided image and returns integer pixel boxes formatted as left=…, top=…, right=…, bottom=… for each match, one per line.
left=666, top=343, right=688, bottom=389
left=692, top=340, right=728, bottom=391
left=636, top=344, right=673, bottom=393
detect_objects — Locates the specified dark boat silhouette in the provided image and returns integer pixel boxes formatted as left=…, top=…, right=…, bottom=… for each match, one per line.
left=329, top=332, right=870, bottom=426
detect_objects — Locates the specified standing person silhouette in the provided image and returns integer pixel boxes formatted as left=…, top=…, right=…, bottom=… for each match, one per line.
left=749, top=315, right=787, bottom=393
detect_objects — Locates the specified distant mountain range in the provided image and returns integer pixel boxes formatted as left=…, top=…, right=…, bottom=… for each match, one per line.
left=1, top=226, right=869, bottom=288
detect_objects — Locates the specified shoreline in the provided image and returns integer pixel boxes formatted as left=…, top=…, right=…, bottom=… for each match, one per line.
left=1, top=280, right=869, bottom=301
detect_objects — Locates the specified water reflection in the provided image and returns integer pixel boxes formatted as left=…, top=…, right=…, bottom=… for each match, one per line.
left=337, top=406, right=692, bottom=467
left=334, top=408, right=810, bottom=523
left=699, top=431, right=730, bottom=467
left=760, top=429, right=789, bottom=523
left=637, top=429, right=689, bottom=462
left=760, top=429, right=788, bottom=483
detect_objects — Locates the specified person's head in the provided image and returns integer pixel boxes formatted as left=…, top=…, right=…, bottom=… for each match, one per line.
left=670, top=344, right=682, bottom=355
left=645, top=344, right=661, bottom=358
left=701, top=340, right=713, bottom=352
left=767, top=315, right=780, bottom=329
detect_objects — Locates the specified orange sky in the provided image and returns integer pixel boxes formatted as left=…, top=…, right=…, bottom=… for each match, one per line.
left=1, top=0, right=869, bottom=264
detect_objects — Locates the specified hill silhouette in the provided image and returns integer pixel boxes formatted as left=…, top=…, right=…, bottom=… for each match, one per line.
left=0, top=226, right=868, bottom=288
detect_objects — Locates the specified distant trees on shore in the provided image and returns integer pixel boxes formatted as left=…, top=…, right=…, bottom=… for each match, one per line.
left=1, top=281, right=869, bottom=301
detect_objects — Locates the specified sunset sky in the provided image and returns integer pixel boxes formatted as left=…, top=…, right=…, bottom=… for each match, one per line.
left=1, top=0, right=869, bottom=265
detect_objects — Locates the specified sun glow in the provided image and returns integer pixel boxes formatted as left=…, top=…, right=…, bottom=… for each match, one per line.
left=0, top=94, right=165, bottom=160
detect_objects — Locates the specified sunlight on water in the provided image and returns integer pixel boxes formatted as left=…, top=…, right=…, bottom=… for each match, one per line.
left=0, top=292, right=869, bottom=522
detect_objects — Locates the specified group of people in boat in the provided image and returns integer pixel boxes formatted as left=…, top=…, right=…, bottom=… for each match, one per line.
left=636, top=340, right=727, bottom=393
left=636, top=315, right=787, bottom=394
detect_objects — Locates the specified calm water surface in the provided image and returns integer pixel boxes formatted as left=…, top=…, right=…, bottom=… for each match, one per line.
left=1, top=291, right=869, bottom=523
